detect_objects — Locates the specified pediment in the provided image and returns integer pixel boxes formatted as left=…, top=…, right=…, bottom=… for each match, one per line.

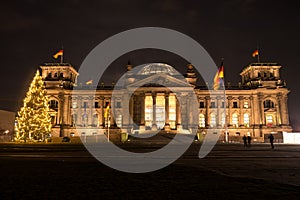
left=49, top=108, right=58, bottom=113
left=127, top=74, right=192, bottom=88
left=264, top=108, right=276, bottom=112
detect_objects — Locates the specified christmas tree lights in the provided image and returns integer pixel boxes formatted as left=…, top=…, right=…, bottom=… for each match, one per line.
left=15, top=70, right=52, bottom=142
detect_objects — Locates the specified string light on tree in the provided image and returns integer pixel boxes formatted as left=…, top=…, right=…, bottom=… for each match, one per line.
left=15, top=70, right=52, bottom=142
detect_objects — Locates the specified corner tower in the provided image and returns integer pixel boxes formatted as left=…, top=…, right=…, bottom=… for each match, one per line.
left=240, top=63, right=285, bottom=88
left=40, top=63, right=79, bottom=89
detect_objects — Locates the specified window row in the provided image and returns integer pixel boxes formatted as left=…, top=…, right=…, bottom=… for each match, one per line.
left=70, top=113, right=122, bottom=128
left=199, top=100, right=275, bottom=109
left=199, top=101, right=249, bottom=108
left=198, top=113, right=251, bottom=128
left=71, top=101, right=119, bottom=109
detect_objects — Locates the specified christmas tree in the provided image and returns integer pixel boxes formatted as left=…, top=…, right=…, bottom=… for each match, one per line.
left=15, top=70, right=52, bottom=142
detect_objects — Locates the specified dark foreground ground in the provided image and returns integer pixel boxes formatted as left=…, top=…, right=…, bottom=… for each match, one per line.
left=0, top=142, right=299, bottom=200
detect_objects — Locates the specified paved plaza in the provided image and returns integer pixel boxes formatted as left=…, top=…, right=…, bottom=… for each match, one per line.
left=0, top=142, right=299, bottom=199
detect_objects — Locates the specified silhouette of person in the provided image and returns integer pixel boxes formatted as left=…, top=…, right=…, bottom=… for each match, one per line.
left=268, top=134, right=274, bottom=149
left=247, top=135, right=252, bottom=147
left=242, top=135, right=247, bottom=148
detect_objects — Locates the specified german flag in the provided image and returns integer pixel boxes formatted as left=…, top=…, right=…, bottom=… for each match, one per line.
left=252, top=49, right=259, bottom=57
left=213, top=62, right=224, bottom=90
left=86, top=80, right=93, bottom=85
left=104, top=103, right=110, bottom=118
left=53, top=50, right=63, bottom=59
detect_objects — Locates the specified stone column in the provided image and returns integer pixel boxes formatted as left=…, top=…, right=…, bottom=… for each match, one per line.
left=176, top=94, right=182, bottom=130
left=109, top=98, right=115, bottom=127
left=100, top=97, right=105, bottom=127
left=89, top=96, right=93, bottom=126
left=258, top=93, right=264, bottom=125
left=227, top=96, right=232, bottom=126
left=139, top=93, right=145, bottom=131
left=121, top=93, right=130, bottom=131
left=78, top=97, right=83, bottom=125
left=239, top=96, right=243, bottom=126
left=140, top=93, right=145, bottom=125
left=129, top=95, right=134, bottom=125
left=164, top=93, right=170, bottom=131
left=276, top=93, right=282, bottom=125
left=205, top=96, right=211, bottom=127
left=63, top=95, right=71, bottom=125
left=249, top=96, right=256, bottom=136
left=216, top=96, right=221, bottom=128
left=281, top=94, right=289, bottom=125
left=58, top=92, right=64, bottom=125
left=152, top=92, right=157, bottom=130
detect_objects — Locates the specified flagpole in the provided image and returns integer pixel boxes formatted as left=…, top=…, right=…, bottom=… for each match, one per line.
left=60, top=46, right=64, bottom=64
left=221, top=58, right=228, bottom=143
left=257, top=45, right=260, bottom=63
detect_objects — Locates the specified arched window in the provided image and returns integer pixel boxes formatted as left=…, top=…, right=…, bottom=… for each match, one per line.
left=92, top=114, right=98, bottom=127
left=244, top=113, right=250, bottom=127
left=199, top=114, right=205, bottom=128
left=115, top=114, right=123, bottom=128
left=49, top=100, right=59, bottom=111
left=232, top=113, right=239, bottom=127
left=210, top=114, right=216, bottom=127
left=264, top=100, right=275, bottom=109
left=266, top=114, right=273, bottom=125
left=82, top=114, right=88, bottom=127
left=221, top=113, right=226, bottom=127
left=72, top=101, right=77, bottom=108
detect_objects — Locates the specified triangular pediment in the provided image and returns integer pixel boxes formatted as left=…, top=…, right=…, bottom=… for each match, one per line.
left=127, top=73, right=192, bottom=88
left=264, top=108, right=276, bottom=112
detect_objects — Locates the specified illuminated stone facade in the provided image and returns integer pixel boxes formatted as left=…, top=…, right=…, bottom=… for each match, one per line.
left=40, top=62, right=292, bottom=141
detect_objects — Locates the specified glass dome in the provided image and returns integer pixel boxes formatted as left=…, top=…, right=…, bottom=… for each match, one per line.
left=137, top=63, right=180, bottom=76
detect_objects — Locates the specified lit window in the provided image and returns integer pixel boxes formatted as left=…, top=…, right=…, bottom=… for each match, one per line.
left=72, top=101, right=77, bottom=108
left=221, top=113, right=226, bottom=127
left=116, top=114, right=122, bottom=128
left=145, top=96, right=153, bottom=128
left=169, top=96, right=176, bottom=129
left=210, top=114, right=216, bottom=127
left=266, top=115, right=273, bottom=124
left=199, top=114, right=205, bottom=128
left=244, top=102, right=249, bottom=108
left=232, top=113, right=239, bottom=127
left=244, top=113, right=250, bottom=127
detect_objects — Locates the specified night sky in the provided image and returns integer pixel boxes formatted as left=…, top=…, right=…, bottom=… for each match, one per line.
left=1, top=0, right=299, bottom=130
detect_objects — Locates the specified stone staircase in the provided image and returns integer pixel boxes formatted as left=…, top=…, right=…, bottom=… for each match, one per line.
left=127, top=131, right=196, bottom=144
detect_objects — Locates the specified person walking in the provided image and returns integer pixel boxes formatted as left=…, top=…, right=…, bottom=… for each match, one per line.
left=247, top=135, right=252, bottom=148
left=268, top=134, right=274, bottom=149
left=242, top=135, right=247, bottom=148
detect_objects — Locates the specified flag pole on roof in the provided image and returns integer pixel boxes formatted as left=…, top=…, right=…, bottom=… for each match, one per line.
left=53, top=46, right=64, bottom=64
left=252, top=45, right=260, bottom=63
